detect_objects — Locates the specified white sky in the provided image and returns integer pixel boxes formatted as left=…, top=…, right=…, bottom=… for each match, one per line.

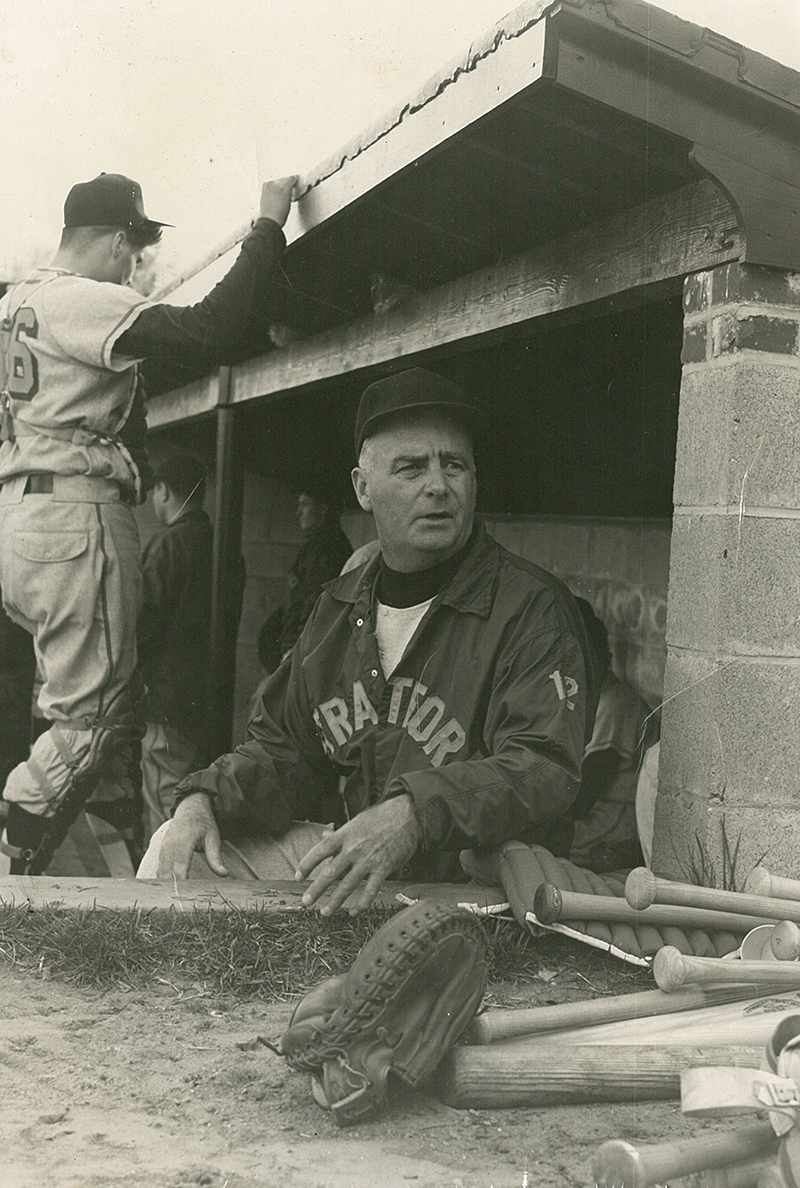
left=1, top=0, right=799, bottom=289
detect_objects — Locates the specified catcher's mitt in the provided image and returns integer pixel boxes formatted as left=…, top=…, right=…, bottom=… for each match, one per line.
left=279, top=899, right=488, bottom=1126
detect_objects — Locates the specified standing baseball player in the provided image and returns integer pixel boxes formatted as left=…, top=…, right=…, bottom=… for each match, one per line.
left=0, top=171, right=297, bottom=873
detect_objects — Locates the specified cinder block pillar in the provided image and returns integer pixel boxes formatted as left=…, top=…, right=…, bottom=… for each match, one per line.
left=652, top=262, right=800, bottom=884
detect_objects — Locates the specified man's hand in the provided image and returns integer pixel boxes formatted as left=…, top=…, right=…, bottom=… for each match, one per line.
left=157, top=792, right=229, bottom=880
left=259, top=176, right=299, bottom=227
left=296, top=796, right=422, bottom=916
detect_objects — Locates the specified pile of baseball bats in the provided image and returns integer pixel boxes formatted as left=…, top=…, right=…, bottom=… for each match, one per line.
left=435, top=862, right=800, bottom=1187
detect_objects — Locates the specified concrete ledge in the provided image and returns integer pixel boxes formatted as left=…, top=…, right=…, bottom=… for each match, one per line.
left=0, top=877, right=507, bottom=914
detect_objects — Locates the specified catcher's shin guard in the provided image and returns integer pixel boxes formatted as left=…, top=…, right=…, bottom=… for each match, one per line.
left=278, top=899, right=488, bottom=1126
left=1, top=804, right=48, bottom=874
left=3, top=689, right=145, bottom=876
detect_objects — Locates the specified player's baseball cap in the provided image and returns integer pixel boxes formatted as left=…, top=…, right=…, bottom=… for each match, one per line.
left=63, top=173, right=171, bottom=236
left=354, top=367, right=479, bottom=456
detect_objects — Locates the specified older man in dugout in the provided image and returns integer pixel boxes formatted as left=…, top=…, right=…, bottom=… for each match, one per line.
left=138, top=367, right=599, bottom=913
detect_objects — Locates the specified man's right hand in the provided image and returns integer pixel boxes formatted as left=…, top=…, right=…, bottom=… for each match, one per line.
left=259, top=176, right=299, bottom=228
left=157, top=792, right=229, bottom=880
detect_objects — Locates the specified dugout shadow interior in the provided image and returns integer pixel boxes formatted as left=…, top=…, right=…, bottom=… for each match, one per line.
left=160, top=290, right=683, bottom=522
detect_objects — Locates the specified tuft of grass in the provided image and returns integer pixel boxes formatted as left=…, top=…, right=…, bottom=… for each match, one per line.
left=0, top=903, right=651, bottom=1002
left=679, top=816, right=769, bottom=892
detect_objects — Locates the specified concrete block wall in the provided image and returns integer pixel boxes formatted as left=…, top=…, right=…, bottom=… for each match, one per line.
left=652, top=262, right=800, bottom=884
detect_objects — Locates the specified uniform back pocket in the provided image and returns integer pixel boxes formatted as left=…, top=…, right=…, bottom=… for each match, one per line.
left=13, top=531, right=89, bottom=563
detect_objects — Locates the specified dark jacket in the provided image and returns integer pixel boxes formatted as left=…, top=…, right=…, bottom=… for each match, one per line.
left=279, top=516, right=353, bottom=655
left=137, top=509, right=218, bottom=740
left=176, top=525, right=598, bottom=878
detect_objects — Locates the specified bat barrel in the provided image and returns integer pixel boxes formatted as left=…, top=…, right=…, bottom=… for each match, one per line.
left=592, top=1123, right=777, bottom=1188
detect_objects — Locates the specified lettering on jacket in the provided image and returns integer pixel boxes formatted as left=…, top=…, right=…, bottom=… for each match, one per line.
left=312, top=677, right=466, bottom=768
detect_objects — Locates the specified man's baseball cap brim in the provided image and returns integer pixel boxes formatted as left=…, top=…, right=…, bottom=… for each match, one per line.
left=354, top=367, right=479, bottom=456
left=64, top=173, right=172, bottom=231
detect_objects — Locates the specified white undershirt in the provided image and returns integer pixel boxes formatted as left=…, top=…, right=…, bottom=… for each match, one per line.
left=374, top=598, right=434, bottom=677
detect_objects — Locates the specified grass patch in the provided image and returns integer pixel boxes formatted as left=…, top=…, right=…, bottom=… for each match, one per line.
left=0, top=903, right=652, bottom=1003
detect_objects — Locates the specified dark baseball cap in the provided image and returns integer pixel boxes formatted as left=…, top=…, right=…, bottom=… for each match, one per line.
left=354, top=367, right=478, bottom=456
left=63, top=173, right=171, bottom=233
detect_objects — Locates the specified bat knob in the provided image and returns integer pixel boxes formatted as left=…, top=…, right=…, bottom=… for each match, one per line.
left=625, top=867, right=657, bottom=910
left=744, top=867, right=772, bottom=897
left=533, top=882, right=562, bottom=925
left=591, top=1139, right=644, bottom=1188
left=653, top=945, right=687, bottom=992
left=771, top=920, right=800, bottom=961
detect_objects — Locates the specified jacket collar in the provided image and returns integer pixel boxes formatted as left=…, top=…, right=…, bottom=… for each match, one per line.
left=325, top=521, right=499, bottom=619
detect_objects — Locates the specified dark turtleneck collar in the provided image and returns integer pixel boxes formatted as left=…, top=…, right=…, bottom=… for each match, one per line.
left=377, top=527, right=477, bottom=608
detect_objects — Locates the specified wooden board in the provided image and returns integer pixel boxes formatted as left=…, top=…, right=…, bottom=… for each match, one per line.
left=147, top=179, right=740, bottom=429
left=0, top=876, right=504, bottom=914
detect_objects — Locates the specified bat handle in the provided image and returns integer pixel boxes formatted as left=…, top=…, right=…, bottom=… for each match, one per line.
left=593, top=1125, right=777, bottom=1188
left=532, top=882, right=562, bottom=925
left=625, top=867, right=658, bottom=910
left=653, top=944, right=690, bottom=992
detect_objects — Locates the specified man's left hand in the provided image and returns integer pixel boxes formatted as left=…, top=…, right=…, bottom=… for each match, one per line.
left=295, top=796, right=422, bottom=916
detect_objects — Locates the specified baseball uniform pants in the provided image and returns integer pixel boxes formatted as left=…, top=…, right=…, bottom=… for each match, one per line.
left=0, top=474, right=141, bottom=816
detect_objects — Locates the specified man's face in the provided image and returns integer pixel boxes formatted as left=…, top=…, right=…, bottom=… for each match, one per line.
left=296, top=494, right=323, bottom=532
left=352, top=413, right=476, bottom=572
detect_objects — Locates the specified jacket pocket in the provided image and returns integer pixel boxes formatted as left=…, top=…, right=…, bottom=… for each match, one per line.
left=13, top=531, right=89, bottom=563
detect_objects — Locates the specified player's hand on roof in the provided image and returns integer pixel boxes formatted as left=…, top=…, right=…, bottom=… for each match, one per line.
left=295, top=794, right=422, bottom=916
left=259, top=176, right=300, bottom=227
left=157, top=791, right=229, bottom=880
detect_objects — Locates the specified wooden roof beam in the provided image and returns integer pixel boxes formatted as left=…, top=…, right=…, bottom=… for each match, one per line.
left=551, top=2, right=800, bottom=269
left=462, top=132, right=617, bottom=208
left=146, top=178, right=740, bottom=429
left=510, top=94, right=694, bottom=183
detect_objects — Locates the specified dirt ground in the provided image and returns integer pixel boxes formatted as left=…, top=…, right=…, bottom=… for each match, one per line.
left=0, top=960, right=747, bottom=1188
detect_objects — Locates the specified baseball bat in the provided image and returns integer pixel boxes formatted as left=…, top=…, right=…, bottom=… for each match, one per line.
left=708, top=1163, right=775, bottom=1188
left=654, top=945, right=800, bottom=992
left=592, top=1122, right=777, bottom=1188
left=745, top=866, right=800, bottom=902
left=435, top=1043, right=761, bottom=1109
left=770, top=920, right=800, bottom=960
left=534, top=884, right=771, bottom=935
left=626, top=867, right=800, bottom=925
left=464, top=982, right=791, bottom=1045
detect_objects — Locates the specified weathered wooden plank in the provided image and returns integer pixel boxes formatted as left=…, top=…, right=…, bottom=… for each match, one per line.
left=225, top=178, right=739, bottom=409
left=146, top=371, right=218, bottom=430
left=152, top=15, right=550, bottom=302
left=0, top=877, right=505, bottom=913
left=145, top=179, right=739, bottom=428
